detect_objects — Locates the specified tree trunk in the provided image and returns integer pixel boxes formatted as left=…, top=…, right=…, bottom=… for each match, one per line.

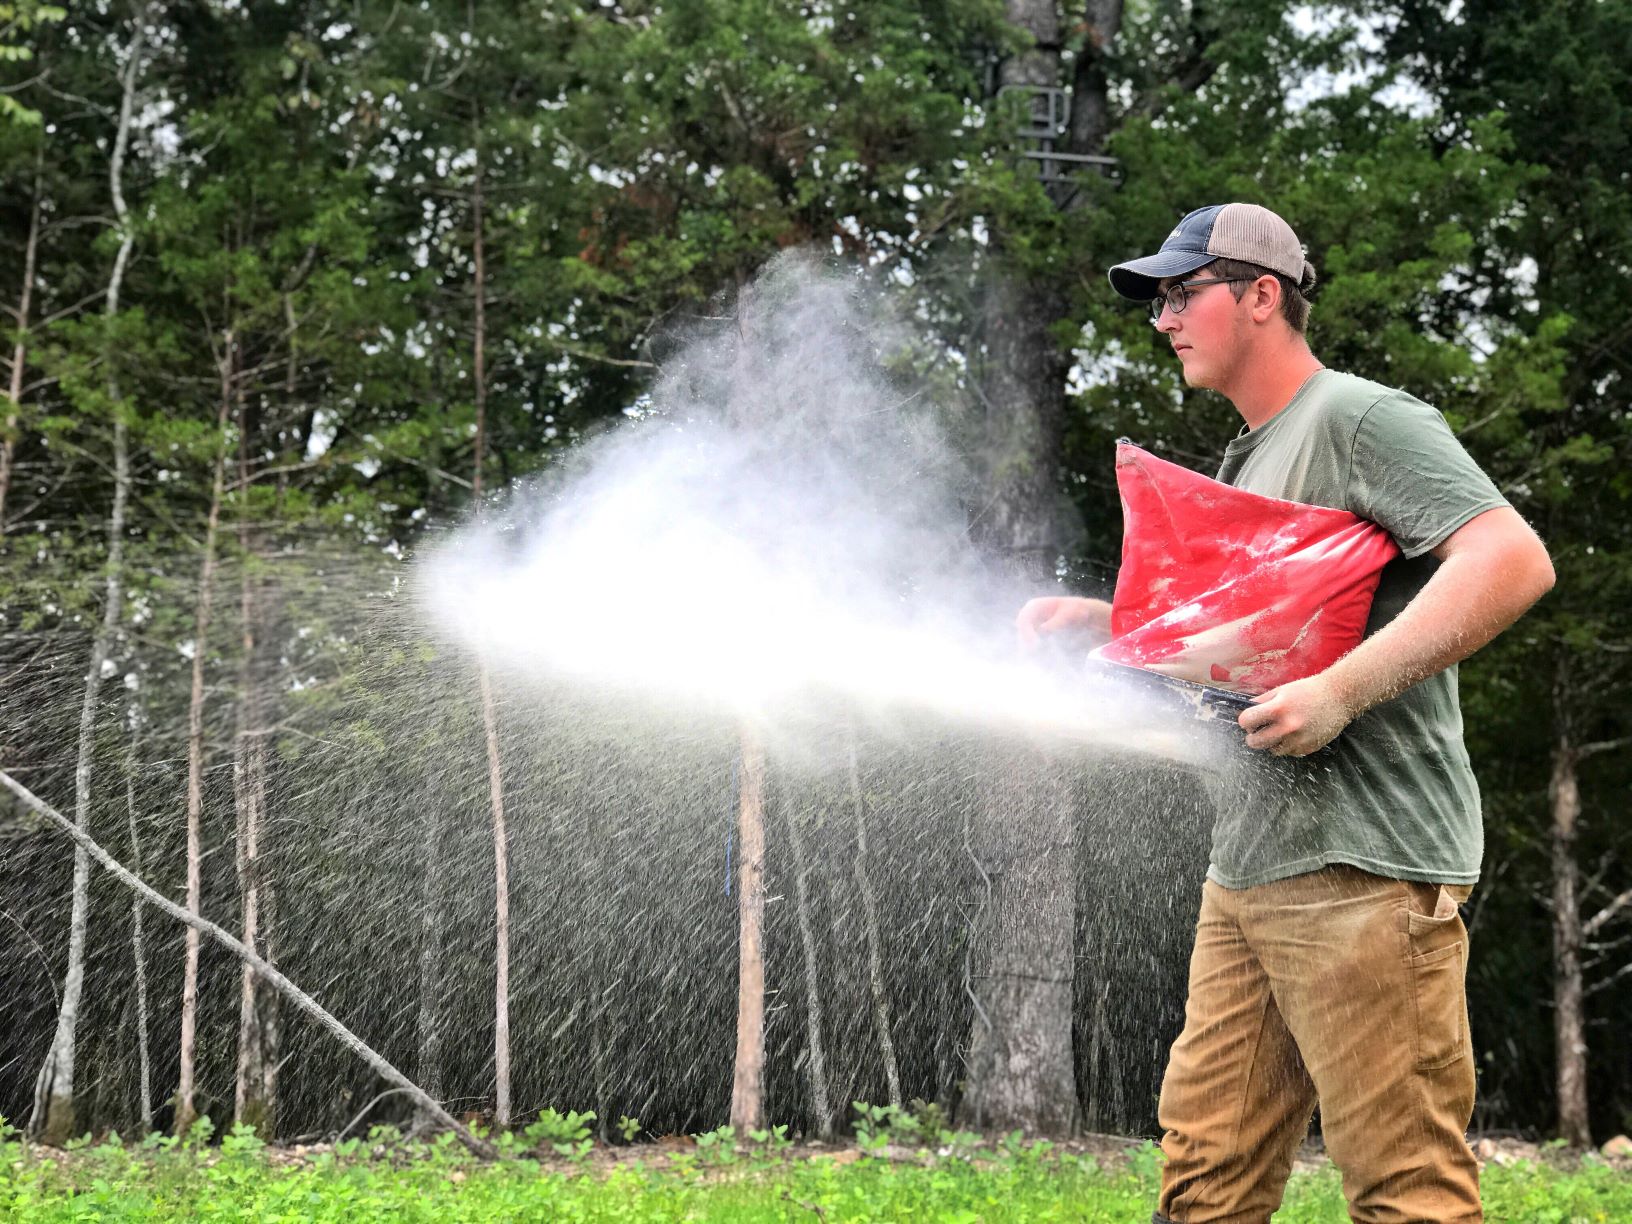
left=848, top=733, right=902, bottom=1109
left=963, top=748, right=1079, bottom=1135
left=1068, top=1, right=1125, bottom=159
left=176, top=343, right=233, bottom=1138
left=978, top=0, right=1074, bottom=571
left=125, top=709, right=154, bottom=1132
left=467, top=125, right=513, bottom=1129
left=965, top=280, right=1077, bottom=1135
left=959, top=0, right=1127, bottom=1137
left=973, top=290, right=1071, bottom=571
left=1083, top=976, right=1125, bottom=1133
left=1550, top=736, right=1590, bottom=1147
left=232, top=393, right=277, bottom=1137
left=0, top=149, right=41, bottom=534
left=26, top=33, right=144, bottom=1143
left=479, top=666, right=510, bottom=1128
left=730, top=728, right=767, bottom=1135
left=783, top=793, right=832, bottom=1137
left=28, top=400, right=128, bottom=1147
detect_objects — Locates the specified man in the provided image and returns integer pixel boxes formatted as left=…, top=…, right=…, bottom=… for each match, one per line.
left=1018, top=202, right=1555, bottom=1223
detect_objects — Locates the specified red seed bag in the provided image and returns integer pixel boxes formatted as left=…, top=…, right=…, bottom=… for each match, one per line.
left=1094, top=442, right=1400, bottom=694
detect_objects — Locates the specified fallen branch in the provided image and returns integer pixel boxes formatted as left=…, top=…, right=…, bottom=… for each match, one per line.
left=0, top=768, right=497, bottom=1160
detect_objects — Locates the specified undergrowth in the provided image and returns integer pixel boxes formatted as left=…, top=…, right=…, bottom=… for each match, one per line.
left=2, top=1110, right=1628, bottom=1222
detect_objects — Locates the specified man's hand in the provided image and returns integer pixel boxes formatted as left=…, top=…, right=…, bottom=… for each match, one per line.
left=1238, top=673, right=1355, bottom=757
left=1016, top=596, right=1113, bottom=650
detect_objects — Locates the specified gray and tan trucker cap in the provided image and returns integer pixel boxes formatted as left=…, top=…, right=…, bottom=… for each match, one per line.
left=1108, top=203, right=1314, bottom=301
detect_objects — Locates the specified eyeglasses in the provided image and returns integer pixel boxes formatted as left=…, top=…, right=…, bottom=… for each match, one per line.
left=1148, top=277, right=1255, bottom=323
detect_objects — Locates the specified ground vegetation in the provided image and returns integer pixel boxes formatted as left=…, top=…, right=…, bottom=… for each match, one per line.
left=0, top=0, right=1628, bottom=1156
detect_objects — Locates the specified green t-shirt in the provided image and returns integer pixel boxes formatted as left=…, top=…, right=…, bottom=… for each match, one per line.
left=1206, top=369, right=1508, bottom=889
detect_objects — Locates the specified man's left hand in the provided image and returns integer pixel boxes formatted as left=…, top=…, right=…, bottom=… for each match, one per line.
left=1238, top=674, right=1354, bottom=757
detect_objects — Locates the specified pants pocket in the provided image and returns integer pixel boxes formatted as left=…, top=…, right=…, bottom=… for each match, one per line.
left=1405, top=896, right=1469, bottom=1071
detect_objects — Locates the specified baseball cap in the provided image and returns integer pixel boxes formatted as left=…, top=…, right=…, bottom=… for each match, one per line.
left=1108, top=203, right=1315, bottom=302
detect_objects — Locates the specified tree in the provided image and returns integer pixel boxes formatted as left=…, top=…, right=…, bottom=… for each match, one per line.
left=1371, top=0, right=1632, bottom=1144
left=25, top=10, right=148, bottom=1147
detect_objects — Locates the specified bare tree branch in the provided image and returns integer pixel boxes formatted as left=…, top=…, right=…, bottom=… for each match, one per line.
left=1584, top=957, right=1632, bottom=999
left=1578, top=737, right=1631, bottom=760
left=1584, top=887, right=1632, bottom=939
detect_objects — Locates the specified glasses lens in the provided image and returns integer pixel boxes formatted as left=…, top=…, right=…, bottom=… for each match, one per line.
left=1151, top=284, right=1184, bottom=320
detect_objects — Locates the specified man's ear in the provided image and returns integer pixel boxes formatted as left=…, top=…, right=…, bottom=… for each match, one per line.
left=1248, top=275, right=1281, bottom=323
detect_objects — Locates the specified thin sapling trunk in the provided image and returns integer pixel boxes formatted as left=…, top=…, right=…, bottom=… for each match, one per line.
left=125, top=707, right=153, bottom=1131
left=730, top=726, right=768, bottom=1135
left=176, top=346, right=233, bottom=1137
left=232, top=395, right=277, bottom=1136
left=1551, top=735, right=1589, bottom=1147
left=467, top=124, right=513, bottom=1129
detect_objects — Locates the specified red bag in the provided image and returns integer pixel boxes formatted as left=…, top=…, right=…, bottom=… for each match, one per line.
left=1094, top=442, right=1400, bottom=694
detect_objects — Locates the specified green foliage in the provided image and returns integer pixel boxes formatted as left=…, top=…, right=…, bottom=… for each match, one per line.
left=0, top=0, right=1629, bottom=1152
left=522, top=1108, right=596, bottom=1161
left=0, top=3, right=64, bottom=125
left=690, top=1124, right=741, bottom=1168
left=852, top=1100, right=982, bottom=1157
left=2, top=1131, right=1630, bottom=1221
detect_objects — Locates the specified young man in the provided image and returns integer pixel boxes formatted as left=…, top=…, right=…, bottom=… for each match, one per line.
left=1018, top=203, right=1555, bottom=1222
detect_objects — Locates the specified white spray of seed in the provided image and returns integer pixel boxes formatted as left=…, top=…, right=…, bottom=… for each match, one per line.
left=420, top=255, right=1210, bottom=766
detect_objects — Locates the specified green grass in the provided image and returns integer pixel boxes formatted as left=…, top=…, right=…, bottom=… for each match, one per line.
left=2, top=1126, right=1629, bottom=1222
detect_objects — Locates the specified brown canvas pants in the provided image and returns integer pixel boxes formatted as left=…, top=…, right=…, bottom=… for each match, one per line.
left=1155, top=865, right=1480, bottom=1223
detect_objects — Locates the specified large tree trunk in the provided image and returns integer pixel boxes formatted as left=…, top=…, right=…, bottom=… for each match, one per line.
left=27, top=32, right=144, bottom=1143
left=960, top=0, right=1125, bottom=1138
left=1550, top=735, right=1590, bottom=1147
left=963, top=749, right=1079, bottom=1135
left=1068, top=1, right=1125, bottom=158
left=176, top=343, right=234, bottom=1137
left=978, top=0, right=1073, bottom=573
left=730, top=728, right=768, bottom=1135
left=974, top=277, right=1072, bottom=574
left=965, top=257, right=1077, bottom=1139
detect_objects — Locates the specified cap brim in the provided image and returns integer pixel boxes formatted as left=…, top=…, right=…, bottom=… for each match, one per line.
left=1107, top=250, right=1216, bottom=301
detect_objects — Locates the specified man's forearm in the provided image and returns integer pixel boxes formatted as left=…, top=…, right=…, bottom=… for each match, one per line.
left=1324, top=541, right=1552, bottom=717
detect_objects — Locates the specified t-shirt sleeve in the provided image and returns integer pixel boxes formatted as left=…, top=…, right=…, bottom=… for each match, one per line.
left=1345, top=391, right=1508, bottom=559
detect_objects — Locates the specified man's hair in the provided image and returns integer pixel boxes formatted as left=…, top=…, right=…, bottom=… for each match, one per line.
left=1208, top=256, right=1316, bottom=334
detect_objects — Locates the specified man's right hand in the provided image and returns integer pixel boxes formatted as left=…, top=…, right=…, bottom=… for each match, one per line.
left=1016, top=596, right=1114, bottom=650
